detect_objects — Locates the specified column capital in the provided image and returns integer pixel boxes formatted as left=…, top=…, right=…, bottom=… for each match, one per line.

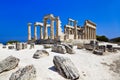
left=28, top=23, right=32, bottom=26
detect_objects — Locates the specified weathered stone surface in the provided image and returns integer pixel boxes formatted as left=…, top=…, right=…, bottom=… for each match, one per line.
left=0, top=56, right=19, bottom=73
left=44, top=44, right=53, bottom=49
left=8, top=46, right=14, bottom=49
left=84, top=44, right=94, bottom=51
left=62, top=44, right=75, bottom=54
left=16, top=43, right=22, bottom=50
left=9, top=65, right=36, bottom=80
left=53, top=56, right=80, bottom=80
left=22, top=43, right=27, bottom=49
left=2, top=45, right=6, bottom=48
left=30, top=43, right=35, bottom=49
left=33, top=50, right=49, bottom=59
left=99, top=45, right=106, bottom=52
left=113, top=47, right=120, bottom=51
left=93, top=50, right=103, bottom=55
left=77, top=44, right=84, bottom=49
left=52, top=45, right=66, bottom=54
left=106, top=45, right=113, bottom=49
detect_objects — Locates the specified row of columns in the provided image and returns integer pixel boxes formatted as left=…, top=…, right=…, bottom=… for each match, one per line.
left=67, top=18, right=78, bottom=39
left=28, top=23, right=43, bottom=41
left=34, top=25, right=43, bottom=40
left=85, top=26, right=96, bottom=39
left=43, top=18, right=59, bottom=40
left=28, top=17, right=61, bottom=41
left=64, top=25, right=96, bottom=40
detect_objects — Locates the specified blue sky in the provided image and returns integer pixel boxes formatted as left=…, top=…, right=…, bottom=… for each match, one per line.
left=0, top=0, right=120, bottom=42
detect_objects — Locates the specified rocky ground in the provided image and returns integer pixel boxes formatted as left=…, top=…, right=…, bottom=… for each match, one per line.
left=0, top=43, right=120, bottom=80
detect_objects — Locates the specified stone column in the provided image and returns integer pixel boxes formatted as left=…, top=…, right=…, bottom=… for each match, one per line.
left=88, top=27, right=89, bottom=39
left=43, top=19, right=48, bottom=39
left=92, top=29, right=93, bottom=40
left=40, top=26, right=43, bottom=39
left=68, top=28, right=70, bottom=39
left=34, top=25, right=37, bottom=40
left=50, top=19, right=54, bottom=39
left=87, top=26, right=88, bottom=39
left=92, top=29, right=94, bottom=39
left=74, top=20, right=77, bottom=39
left=84, top=26, right=87, bottom=39
left=94, top=29, right=96, bottom=39
left=56, top=17, right=59, bottom=39
left=90, top=28, right=92, bottom=39
left=64, top=27, right=66, bottom=40
left=28, top=23, right=32, bottom=41
left=93, top=29, right=94, bottom=39
left=89, top=28, right=91, bottom=39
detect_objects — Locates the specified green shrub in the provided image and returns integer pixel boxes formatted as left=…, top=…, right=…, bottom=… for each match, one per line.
left=96, top=35, right=109, bottom=42
left=6, top=40, right=19, bottom=44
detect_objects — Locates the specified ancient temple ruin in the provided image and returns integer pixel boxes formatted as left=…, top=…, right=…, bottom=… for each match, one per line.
left=64, top=18, right=96, bottom=40
left=28, top=14, right=96, bottom=43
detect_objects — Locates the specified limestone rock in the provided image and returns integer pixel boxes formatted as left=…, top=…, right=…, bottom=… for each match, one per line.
left=98, top=45, right=106, bottom=52
left=62, top=44, right=75, bottom=54
left=0, top=56, right=19, bottom=73
left=44, top=44, right=53, bottom=49
left=2, top=45, right=6, bottom=48
left=16, top=43, right=22, bottom=50
left=8, top=46, right=14, bottom=49
left=52, top=45, right=66, bottom=54
left=93, top=50, right=103, bottom=55
left=84, top=44, right=94, bottom=51
left=77, top=45, right=84, bottom=49
left=9, top=65, right=36, bottom=80
left=53, top=56, right=80, bottom=80
left=30, top=43, right=35, bottom=49
left=22, top=43, right=27, bottom=49
left=33, top=50, right=49, bottom=59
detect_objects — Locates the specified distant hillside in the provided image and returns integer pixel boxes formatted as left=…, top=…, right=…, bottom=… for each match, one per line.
left=110, top=37, right=120, bottom=43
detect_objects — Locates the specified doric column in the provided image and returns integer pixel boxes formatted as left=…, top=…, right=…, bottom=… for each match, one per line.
left=90, top=28, right=92, bottom=39
left=56, top=17, right=59, bottom=39
left=68, top=28, right=70, bottom=39
left=43, top=19, right=48, bottom=39
left=87, top=26, right=88, bottom=39
left=50, top=19, right=54, bottom=39
left=88, top=27, right=90, bottom=39
left=94, top=29, right=96, bottom=39
left=74, top=20, right=77, bottom=39
left=28, top=23, right=32, bottom=41
left=89, top=28, right=91, bottom=39
left=93, top=29, right=94, bottom=39
left=34, top=25, right=37, bottom=40
left=92, top=29, right=94, bottom=39
left=91, top=28, right=92, bottom=39
left=84, top=26, right=87, bottom=39
left=40, top=26, right=43, bottom=39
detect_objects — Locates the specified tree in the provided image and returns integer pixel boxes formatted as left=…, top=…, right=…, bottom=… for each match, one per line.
left=96, top=35, right=109, bottom=42
left=6, top=40, right=19, bottom=44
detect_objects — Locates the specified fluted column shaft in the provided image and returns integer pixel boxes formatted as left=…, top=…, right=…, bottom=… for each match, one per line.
left=74, top=21, right=77, bottom=39
left=88, top=27, right=90, bottom=39
left=28, top=23, right=32, bottom=41
left=34, top=25, right=37, bottom=40
left=43, top=19, right=48, bottom=39
left=40, top=26, right=43, bottom=39
left=56, top=17, right=59, bottom=39
left=50, top=19, right=54, bottom=39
